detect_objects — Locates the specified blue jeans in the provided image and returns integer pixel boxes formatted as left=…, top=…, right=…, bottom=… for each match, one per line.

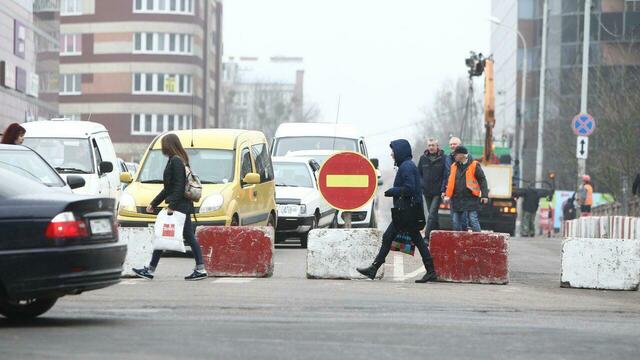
left=452, top=211, right=481, bottom=232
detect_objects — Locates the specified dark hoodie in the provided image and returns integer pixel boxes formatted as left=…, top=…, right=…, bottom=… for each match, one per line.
left=385, top=139, right=423, bottom=208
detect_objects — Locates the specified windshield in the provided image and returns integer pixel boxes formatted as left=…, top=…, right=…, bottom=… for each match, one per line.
left=23, top=138, right=94, bottom=174
left=138, top=149, right=235, bottom=184
left=0, top=149, right=66, bottom=187
left=273, top=137, right=358, bottom=156
left=274, top=162, right=314, bottom=188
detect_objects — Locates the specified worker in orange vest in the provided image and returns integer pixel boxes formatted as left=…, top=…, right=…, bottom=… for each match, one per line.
left=578, top=174, right=594, bottom=217
left=443, top=146, right=489, bottom=232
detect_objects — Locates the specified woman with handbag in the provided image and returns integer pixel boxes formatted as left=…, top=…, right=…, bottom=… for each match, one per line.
left=357, top=139, right=437, bottom=283
left=133, top=133, right=207, bottom=281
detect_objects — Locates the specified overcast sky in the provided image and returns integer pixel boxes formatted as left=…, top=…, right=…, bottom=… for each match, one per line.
left=223, top=0, right=491, bottom=167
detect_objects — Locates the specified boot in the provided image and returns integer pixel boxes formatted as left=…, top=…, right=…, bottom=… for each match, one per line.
left=356, top=261, right=382, bottom=280
left=415, top=261, right=437, bottom=283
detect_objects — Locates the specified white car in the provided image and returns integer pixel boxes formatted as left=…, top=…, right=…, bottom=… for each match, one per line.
left=271, top=122, right=379, bottom=228
left=273, top=157, right=337, bottom=248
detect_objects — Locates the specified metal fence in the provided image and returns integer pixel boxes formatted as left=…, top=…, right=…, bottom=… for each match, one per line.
left=593, top=197, right=640, bottom=217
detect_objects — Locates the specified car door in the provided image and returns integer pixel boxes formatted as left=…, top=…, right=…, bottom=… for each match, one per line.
left=312, top=166, right=334, bottom=227
left=251, top=142, right=275, bottom=225
left=95, top=133, right=119, bottom=199
left=91, top=137, right=111, bottom=197
left=238, top=145, right=258, bottom=225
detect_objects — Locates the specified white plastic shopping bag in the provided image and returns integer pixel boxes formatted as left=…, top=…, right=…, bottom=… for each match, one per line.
left=153, top=209, right=186, bottom=252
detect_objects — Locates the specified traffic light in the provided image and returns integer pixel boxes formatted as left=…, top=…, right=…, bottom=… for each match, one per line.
left=465, top=52, right=486, bottom=77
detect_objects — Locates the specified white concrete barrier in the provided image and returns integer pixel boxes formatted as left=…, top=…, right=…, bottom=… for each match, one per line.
left=118, top=226, right=154, bottom=277
left=563, top=216, right=640, bottom=240
left=561, top=237, right=640, bottom=290
left=306, top=228, right=384, bottom=280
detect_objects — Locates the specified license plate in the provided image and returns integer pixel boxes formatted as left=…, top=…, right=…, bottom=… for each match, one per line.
left=90, top=218, right=112, bottom=235
left=278, top=205, right=299, bottom=216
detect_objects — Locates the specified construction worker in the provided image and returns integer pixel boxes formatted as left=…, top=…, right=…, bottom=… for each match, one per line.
left=577, top=175, right=594, bottom=217
left=443, top=146, right=489, bottom=232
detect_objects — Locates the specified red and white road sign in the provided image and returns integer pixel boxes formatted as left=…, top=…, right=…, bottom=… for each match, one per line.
left=318, top=152, right=378, bottom=211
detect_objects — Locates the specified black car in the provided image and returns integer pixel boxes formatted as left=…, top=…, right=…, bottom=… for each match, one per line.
left=0, top=168, right=126, bottom=320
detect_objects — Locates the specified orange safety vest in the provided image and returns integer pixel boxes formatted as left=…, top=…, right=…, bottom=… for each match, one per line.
left=445, top=160, right=481, bottom=198
left=583, top=184, right=593, bottom=206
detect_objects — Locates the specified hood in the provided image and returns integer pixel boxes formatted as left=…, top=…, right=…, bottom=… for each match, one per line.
left=390, top=139, right=412, bottom=166
left=276, top=186, right=317, bottom=204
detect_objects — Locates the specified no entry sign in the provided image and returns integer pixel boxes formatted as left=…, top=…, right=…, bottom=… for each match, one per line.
left=318, top=152, right=378, bottom=211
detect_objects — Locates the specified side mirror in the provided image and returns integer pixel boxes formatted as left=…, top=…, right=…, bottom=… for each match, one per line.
left=120, top=172, right=133, bottom=183
left=243, top=173, right=261, bottom=185
left=99, top=161, right=114, bottom=174
left=370, top=158, right=379, bottom=169
left=67, top=175, right=86, bottom=189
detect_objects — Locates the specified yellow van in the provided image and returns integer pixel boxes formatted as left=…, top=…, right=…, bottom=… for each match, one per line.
left=117, top=129, right=277, bottom=228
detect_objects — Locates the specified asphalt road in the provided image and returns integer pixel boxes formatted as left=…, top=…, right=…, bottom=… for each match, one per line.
left=2, top=232, right=640, bottom=359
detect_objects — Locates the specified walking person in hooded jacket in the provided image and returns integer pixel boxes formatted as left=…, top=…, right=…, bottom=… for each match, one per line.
left=133, top=133, right=207, bottom=281
left=357, top=139, right=437, bottom=283
left=417, top=138, right=446, bottom=238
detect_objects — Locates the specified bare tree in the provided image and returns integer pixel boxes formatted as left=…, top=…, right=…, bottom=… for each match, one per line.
left=302, top=102, right=321, bottom=123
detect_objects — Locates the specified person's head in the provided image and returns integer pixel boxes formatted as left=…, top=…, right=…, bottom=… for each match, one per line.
left=161, top=133, right=189, bottom=164
left=426, top=138, right=439, bottom=154
left=1, top=123, right=26, bottom=145
left=582, top=174, right=591, bottom=184
left=453, top=145, right=468, bottom=163
left=448, top=137, right=461, bottom=152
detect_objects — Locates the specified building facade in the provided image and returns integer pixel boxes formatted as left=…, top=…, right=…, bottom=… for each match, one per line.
left=221, top=56, right=304, bottom=141
left=58, top=0, right=223, bottom=160
left=0, top=0, right=59, bottom=130
left=491, top=0, right=640, bottom=189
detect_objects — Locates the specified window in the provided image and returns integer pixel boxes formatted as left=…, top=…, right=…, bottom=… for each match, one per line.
left=562, top=15, right=579, bottom=43
left=240, top=148, right=253, bottom=184
left=158, top=33, right=166, bottom=51
left=625, top=12, right=640, bottom=40
left=61, top=0, right=82, bottom=16
left=251, top=143, right=274, bottom=182
left=145, top=33, right=153, bottom=51
left=133, top=0, right=194, bottom=14
left=131, top=114, right=193, bottom=135
left=59, top=74, right=81, bottom=95
left=134, top=33, right=142, bottom=51
left=61, top=34, right=81, bottom=55
left=132, top=73, right=192, bottom=95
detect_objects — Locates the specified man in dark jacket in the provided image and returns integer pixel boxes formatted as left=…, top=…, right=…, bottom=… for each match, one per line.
left=417, top=138, right=446, bottom=237
left=357, top=139, right=437, bottom=283
left=443, top=146, right=489, bottom=232
left=519, top=187, right=553, bottom=237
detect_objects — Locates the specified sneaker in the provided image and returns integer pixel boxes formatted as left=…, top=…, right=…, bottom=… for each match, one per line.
left=185, top=269, right=208, bottom=281
left=132, top=267, right=154, bottom=280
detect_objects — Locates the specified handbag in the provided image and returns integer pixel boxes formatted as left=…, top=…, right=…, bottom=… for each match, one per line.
left=391, top=197, right=426, bottom=232
left=153, top=209, right=186, bottom=252
left=391, top=232, right=415, bottom=256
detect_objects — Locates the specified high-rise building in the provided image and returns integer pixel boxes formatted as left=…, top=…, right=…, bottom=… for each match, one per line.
left=221, top=56, right=305, bottom=140
left=0, top=0, right=59, bottom=130
left=58, top=0, right=223, bottom=160
left=491, top=0, right=640, bottom=188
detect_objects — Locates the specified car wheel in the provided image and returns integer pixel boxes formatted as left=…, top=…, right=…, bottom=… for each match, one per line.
left=301, top=215, right=318, bottom=249
left=331, top=211, right=339, bottom=228
left=0, top=297, right=58, bottom=320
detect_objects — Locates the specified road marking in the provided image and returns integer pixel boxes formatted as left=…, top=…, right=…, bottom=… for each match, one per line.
left=211, top=278, right=255, bottom=284
left=326, top=174, right=369, bottom=188
left=393, top=254, right=404, bottom=281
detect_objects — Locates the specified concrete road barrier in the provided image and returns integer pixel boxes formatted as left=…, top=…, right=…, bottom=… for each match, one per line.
left=561, top=237, right=640, bottom=291
left=430, top=231, right=509, bottom=285
left=197, top=226, right=274, bottom=278
left=563, top=216, right=640, bottom=240
left=118, top=226, right=153, bottom=277
left=306, top=228, right=384, bottom=280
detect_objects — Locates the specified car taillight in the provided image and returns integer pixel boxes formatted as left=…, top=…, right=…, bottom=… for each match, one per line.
left=45, top=212, right=89, bottom=238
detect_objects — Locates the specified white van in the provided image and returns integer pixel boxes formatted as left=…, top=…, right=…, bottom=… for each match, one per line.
left=271, top=122, right=379, bottom=228
left=22, top=120, right=120, bottom=199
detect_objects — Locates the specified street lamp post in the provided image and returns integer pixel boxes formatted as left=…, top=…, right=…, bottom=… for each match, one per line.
left=490, top=17, right=527, bottom=188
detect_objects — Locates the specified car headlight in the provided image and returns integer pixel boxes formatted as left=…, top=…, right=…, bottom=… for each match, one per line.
left=118, top=192, right=136, bottom=213
left=299, top=204, right=307, bottom=215
left=200, top=194, right=224, bottom=213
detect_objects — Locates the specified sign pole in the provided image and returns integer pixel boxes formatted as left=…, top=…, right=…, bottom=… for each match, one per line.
left=577, top=0, right=591, bottom=189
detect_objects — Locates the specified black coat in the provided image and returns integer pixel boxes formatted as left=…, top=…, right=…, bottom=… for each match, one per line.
left=522, top=188, right=553, bottom=213
left=385, top=139, right=423, bottom=209
left=450, top=160, right=489, bottom=212
left=418, top=149, right=446, bottom=196
left=151, top=155, right=193, bottom=214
